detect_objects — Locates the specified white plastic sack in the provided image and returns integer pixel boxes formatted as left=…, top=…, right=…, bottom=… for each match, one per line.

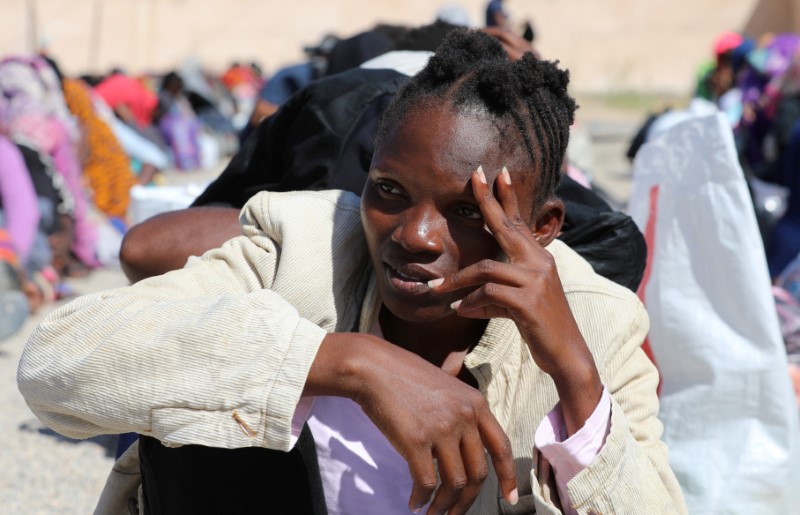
left=628, top=112, right=800, bottom=514
left=128, top=183, right=208, bottom=226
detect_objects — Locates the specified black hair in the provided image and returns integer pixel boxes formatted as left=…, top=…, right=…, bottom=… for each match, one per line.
left=392, top=20, right=461, bottom=52
left=41, top=55, right=64, bottom=85
left=376, top=29, right=577, bottom=204
left=161, top=71, right=183, bottom=92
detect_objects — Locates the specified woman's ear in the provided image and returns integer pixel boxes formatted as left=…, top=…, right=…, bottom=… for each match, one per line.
left=530, top=198, right=564, bottom=246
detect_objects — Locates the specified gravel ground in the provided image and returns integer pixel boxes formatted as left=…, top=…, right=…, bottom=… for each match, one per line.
left=0, top=167, right=221, bottom=514
left=1, top=269, right=129, bottom=514
left=0, top=113, right=640, bottom=514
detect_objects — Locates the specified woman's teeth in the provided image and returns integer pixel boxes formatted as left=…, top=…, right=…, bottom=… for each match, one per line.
left=393, top=267, right=421, bottom=282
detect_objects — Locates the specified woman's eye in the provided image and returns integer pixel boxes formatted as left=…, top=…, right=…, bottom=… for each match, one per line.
left=376, top=182, right=401, bottom=195
left=455, top=206, right=482, bottom=220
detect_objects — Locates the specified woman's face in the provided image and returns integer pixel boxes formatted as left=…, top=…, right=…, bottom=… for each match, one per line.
left=361, top=103, right=539, bottom=323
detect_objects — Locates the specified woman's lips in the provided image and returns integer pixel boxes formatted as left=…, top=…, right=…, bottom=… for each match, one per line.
left=384, top=264, right=435, bottom=294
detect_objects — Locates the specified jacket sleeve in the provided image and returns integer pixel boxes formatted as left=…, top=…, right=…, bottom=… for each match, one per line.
left=531, top=296, right=688, bottom=515
left=17, top=195, right=329, bottom=453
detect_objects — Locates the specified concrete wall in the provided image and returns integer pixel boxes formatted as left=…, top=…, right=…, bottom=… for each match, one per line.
left=0, top=0, right=797, bottom=94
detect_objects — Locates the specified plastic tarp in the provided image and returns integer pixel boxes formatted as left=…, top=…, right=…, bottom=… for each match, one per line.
left=628, top=112, right=800, bottom=513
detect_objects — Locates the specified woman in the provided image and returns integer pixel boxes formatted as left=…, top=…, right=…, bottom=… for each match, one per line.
left=0, top=56, right=99, bottom=271
left=19, top=30, right=685, bottom=514
left=61, top=76, right=139, bottom=220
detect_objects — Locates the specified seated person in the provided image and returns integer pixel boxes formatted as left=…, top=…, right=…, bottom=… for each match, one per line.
left=19, top=30, right=684, bottom=514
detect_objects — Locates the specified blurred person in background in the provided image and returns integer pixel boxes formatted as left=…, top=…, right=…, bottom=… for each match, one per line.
left=180, top=58, right=239, bottom=158
left=0, top=55, right=99, bottom=274
left=240, top=35, right=339, bottom=143
left=485, top=0, right=510, bottom=30
left=95, top=68, right=172, bottom=161
left=222, top=61, right=263, bottom=130
left=0, top=227, right=29, bottom=340
left=95, top=69, right=159, bottom=130
left=155, top=71, right=202, bottom=170
left=57, top=65, right=143, bottom=222
left=0, top=135, right=38, bottom=337
left=240, top=28, right=396, bottom=143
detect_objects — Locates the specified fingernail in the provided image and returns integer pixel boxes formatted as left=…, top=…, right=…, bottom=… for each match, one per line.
left=477, top=166, right=487, bottom=184
left=411, top=506, right=424, bottom=514
left=509, top=488, right=519, bottom=505
left=427, top=278, right=444, bottom=288
left=502, top=166, right=511, bottom=185
left=450, top=299, right=462, bottom=310
left=483, top=223, right=493, bottom=236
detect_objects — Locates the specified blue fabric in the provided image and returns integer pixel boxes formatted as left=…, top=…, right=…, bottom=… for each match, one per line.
left=115, top=432, right=139, bottom=458
left=259, top=63, right=314, bottom=105
left=485, top=0, right=506, bottom=27
left=768, top=120, right=800, bottom=276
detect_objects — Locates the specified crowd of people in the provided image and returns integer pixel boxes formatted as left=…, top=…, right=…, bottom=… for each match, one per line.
left=5, top=5, right=800, bottom=515
left=0, top=53, right=255, bottom=339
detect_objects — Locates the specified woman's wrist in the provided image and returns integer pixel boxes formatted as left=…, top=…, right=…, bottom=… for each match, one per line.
left=303, top=332, right=379, bottom=401
left=548, top=349, right=604, bottom=437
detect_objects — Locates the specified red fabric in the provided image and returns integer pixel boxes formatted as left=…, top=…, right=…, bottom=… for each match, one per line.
left=714, top=31, right=744, bottom=59
left=95, top=74, right=158, bottom=127
left=636, top=185, right=662, bottom=395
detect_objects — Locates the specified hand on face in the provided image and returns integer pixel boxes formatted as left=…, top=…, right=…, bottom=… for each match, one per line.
left=428, top=167, right=601, bottom=392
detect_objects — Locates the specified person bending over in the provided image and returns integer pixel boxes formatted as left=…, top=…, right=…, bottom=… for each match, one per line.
left=19, top=30, right=685, bottom=515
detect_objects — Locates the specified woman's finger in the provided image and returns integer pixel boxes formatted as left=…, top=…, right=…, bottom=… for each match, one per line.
left=429, top=259, right=521, bottom=293
left=451, top=283, right=520, bottom=319
left=447, top=430, right=490, bottom=515
left=496, top=166, right=524, bottom=222
left=471, top=167, right=530, bottom=258
left=426, top=443, right=468, bottom=515
left=477, top=405, right=518, bottom=506
left=407, top=447, right=438, bottom=513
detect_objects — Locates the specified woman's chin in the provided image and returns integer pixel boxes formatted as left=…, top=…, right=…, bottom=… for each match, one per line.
left=380, top=297, right=454, bottom=325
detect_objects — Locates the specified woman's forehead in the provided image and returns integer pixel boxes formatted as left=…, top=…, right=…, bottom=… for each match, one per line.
left=374, top=103, right=540, bottom=211
left=386, top=103, right=535, bottom=179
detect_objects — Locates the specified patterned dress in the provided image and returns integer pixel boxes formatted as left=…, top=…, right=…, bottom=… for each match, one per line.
left=62, top=78, right=136, bottom=219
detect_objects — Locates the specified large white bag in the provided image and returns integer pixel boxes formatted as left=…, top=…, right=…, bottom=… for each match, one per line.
left=628, top=112, right=800, bottom=514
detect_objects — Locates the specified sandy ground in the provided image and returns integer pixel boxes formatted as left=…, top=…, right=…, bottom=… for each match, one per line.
left=0, top=106, right=641, bottom=514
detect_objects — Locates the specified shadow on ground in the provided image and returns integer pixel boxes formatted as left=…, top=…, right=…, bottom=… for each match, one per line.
left=18, top=420, right=118, bottom=458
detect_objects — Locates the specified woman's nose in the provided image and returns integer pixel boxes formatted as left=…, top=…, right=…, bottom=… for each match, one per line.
left=391, top=208, right=444, bottom=254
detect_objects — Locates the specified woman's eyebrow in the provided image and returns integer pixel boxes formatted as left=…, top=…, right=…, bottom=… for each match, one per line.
left=369, top=167, right=397, bottom=177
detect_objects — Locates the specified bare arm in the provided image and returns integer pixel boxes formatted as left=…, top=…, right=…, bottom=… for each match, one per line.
left=249, top=98, right=279, bottom=127
left=119, top=206, right=241, bottom=283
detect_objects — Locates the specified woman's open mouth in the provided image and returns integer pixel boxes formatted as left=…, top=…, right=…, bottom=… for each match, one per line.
left=384, top=263, right=435, bottom=295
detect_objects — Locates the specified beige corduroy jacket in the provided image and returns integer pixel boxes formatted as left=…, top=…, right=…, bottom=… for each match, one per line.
left=18, top=190, right=686, bottom=515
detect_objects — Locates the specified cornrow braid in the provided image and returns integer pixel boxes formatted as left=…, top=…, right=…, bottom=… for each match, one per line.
left=375, top=28, right=577, bottom=205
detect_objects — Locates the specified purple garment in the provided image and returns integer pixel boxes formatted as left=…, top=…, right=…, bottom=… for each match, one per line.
left=159, top=111, right=200, bottom=170
left=765, top=34, right=800, bottom=78
left=0, top=55, right=98, bottom=267
left=48, top=121, right=99, bottom=267
left=0, top=135, right=40, bottom=261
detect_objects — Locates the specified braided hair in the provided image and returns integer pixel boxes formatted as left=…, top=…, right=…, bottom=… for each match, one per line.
left=375, top=28, right=577, bottom=205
